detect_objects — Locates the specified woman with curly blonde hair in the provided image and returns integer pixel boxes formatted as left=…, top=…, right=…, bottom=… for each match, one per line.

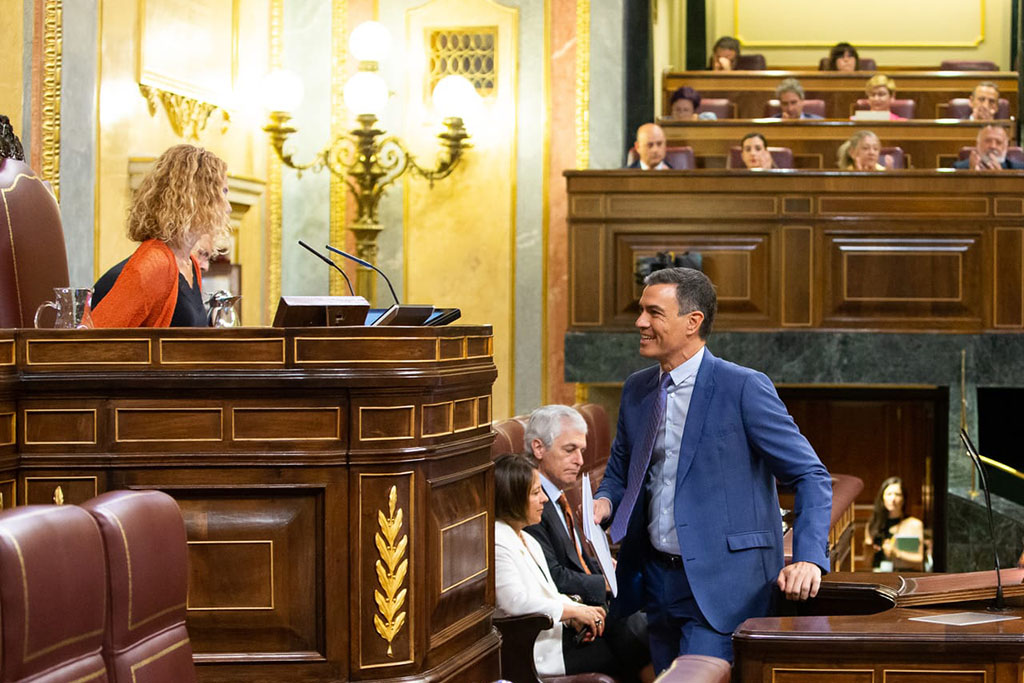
left=92, top=145, right=230, bottom=327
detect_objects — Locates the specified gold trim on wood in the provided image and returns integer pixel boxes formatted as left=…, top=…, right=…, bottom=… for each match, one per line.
left=881, top=670, right=986, bottom=682
left=186, top=540, right=275, bottom=611
left=329, top=0, right=348, bottom=296
left=157, top=337, right=286, bottom=365
left=267, top=0, right=284, bottom=325
left=138, top=84, right=228, bottom=141
left=23, top=408, right=98, bottom=445
left=574, top=0, right=589, bottom=169
left=373, top=486, right=408, bottom=657
left=293, top=336, right=442, bottom=364
left=420, top=401, right=454, bottom=438
left=358, top=405, right=416, bottom=442
left=231, top=406, right=341, bottom=441
left=439, top=510, right=489, bottom=593
left=0, top=480, right=15, bottom=510
left=25, top=338, right=153, bottom=365
left=0, top=339, right=14, bottom=365
left=841, top=250, right=964, bottom=303
left=0, top=413, right=14, bottom=446
left=114, top=408, right=224, bottom=443
left=23, top=476, right=97, bottom=505
left=452, top=398, right=478, bottom=433
left=771, top=668, right=874, bottom=683
left=41, top=0, right=62, bottom=199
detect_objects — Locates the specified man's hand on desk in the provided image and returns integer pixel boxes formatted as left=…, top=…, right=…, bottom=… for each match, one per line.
left=777, top=561, right=821, bottom=601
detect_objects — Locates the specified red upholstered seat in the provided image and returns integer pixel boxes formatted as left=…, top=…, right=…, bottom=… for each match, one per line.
left=625, top=146, right=695, bottom=170
left=82, top=491, right=197, bottom=683
left=763, top=99, right=826, bottom=118
left=0, top=157, right=70, bottom=327
left=727, top=146, right=795, bottom=169
left=0, top=505, right=108, bottom=682
left=853, top=98, right=917, bottom=119
left=491, top=416, right=528, bottom=458
left=946, top=97, right=1011, bottom=119
left=940, top=60, right=998, bottom=71
left=697, top=98, right=735, bottom=119
left=881, top=146, right=907, bottom=169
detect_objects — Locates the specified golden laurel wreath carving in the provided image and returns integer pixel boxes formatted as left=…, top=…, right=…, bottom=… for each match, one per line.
left=373, top=485, right=408, bottom=656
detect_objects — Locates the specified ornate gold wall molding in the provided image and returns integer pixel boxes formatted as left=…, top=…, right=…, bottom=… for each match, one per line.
left=138, top=85, right=229, bottom=141
left=574, top=0, right=589, bottom=169
left=373, top=485, right=408, bottom=656
left=329, top=1, right=348, bottom=296
left=266, top=0, right=284, bottom=324
left=41, top=0, right=62, bottom=199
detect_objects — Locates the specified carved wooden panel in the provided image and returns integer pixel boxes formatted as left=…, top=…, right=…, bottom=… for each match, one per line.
left=23, top=408, right=97, bottom=445
left=295, top=337, right=437, bottom=364
left=571, top=223, right=605, bottom=326
left=883, top=671, right=985, bottom=683
left=116, top=408, right=223, bottom=442
left=771, top=670, right=873, bottom=683
left=23, top=475, right=98, bottom=505
left=612, top=231, right=773, bottom=327
left=819, top=196, right=987, bottom=217
left=782, top=226, right=813, bottom=326
left=0, top=478, right=15, bottom=510
left=438, top=337, right=464, bottom=360
left=25, top=338, right=151, bottom=365
left=607, top=194, right=777, bottom=219
left=159, top=338, right=286, bottom=365
left=358, top=406, right=416, bottom=443
left=466, top=336, right=492, bottom=358
left=0, top=412, right=13, bottom=446
left=355, top=473, right=414, bottom=671
left=179, top=490, right=322, bottom=656
left=0, top=339, right=13, bottom=365
left=993, top=228, right=1024, bottom=328
left=232, top=407, right=340, bottom=441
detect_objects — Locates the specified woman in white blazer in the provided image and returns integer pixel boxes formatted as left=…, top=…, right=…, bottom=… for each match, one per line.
left=494, top=454, right=607, bottom=677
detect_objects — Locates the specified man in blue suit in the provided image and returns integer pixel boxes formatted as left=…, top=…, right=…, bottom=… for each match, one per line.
left=593, top=267, right=832, bottom=673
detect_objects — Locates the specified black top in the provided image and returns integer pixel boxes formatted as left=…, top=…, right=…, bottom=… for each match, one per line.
left=93, top=258, right=207, bottom=327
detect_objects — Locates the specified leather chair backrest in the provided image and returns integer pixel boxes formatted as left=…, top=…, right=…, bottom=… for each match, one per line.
left=82, top=491, right=197, bottom=683
left=940, top=60, right=998, bottom=71
left=735, top=54, right=766, bottom=70
left=881, top=146, right=906, bottom=169
left=0, top=505, right=108, bottom=682
left=0, top=157, right=70, bottom=328
left=853, top=98, right=917, bottom=118
left=491, top=417, right=527, bottom=459
left=625, top=146, right=695, bottom=170
left=957, top=145, right=1024, bottom=164
left=763, top=99, right=826, bottom=118
left=946, top=97, right=1011, bottom=119
left=697, top=98, right=735, bottom=119
left=727, top=146, right=795, bottom=169
left=818, top=57, right=876, bottom=71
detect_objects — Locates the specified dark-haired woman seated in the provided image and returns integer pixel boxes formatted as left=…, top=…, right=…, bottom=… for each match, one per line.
left=494, top=453, right=653, bottom=681
left=827, top=42, right=860, bottom=71
left=740, top=132, right=774, bottom=170
left=669, top=86, right=701, bottom=121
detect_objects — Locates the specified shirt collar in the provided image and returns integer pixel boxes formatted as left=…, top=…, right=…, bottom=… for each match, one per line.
left=662, top=345, right=705, bottom=389
left=538, top=471, right=563, bottom=502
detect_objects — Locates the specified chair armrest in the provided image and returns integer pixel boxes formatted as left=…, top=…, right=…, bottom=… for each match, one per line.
left=494, top=613, right=554, bottom=683
left=655, top=654, right=732, bottom=683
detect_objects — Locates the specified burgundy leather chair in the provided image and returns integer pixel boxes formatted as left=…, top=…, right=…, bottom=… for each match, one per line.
left=957, top=145, right=1024, bottom=165
left=697, top=98, right=735, bottom=119
left=880, top=146, right=907, bottom=169
left=493, top=613, right=615, bottom=683
left=0, top=157, right=70, bottom=327
left=0, top=505, right=108, bottom=682
left=727, top=146, right=795, bottom=169
left=492, top=416, right=528, bottom=458
left=818, top=57, right=877, bottom=71
left=82, top=491, right=197, bottom=683
left=734, top=54, right=766, bottom=70
left=940, top=60, right=998, bottom=71
left=763, top=99, right=826, bottom=118
left=655, top=655, right=731, bottom=682
left=946, top=97, right=1011, bottom=119
left=853, top=98, right=917, bottom=119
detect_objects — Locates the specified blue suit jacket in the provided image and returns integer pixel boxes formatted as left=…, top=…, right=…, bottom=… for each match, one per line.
left=596, top=348, right=832, bottom=634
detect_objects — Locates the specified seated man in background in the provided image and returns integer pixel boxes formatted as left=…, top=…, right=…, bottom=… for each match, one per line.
left=628, top=123, right=670, bottom=170
left=708, top=36, right=740, bottom=71
left=964, top=82, right=1001, bottom=121
left=953, top=124, right=1024, bottom=170
left=668, top=86, right=701, bottom=121
left=773, top=78, right=823, bottom=120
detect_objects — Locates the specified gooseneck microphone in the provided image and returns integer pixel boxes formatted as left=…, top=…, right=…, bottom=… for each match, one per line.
left=324, top=244, right=400, bottom=305
left=297, top=240, right=354, bottom=296
left=959, top=429, right=1005, bottom=611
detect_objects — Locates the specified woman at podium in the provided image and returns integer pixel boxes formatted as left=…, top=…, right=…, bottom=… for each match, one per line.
left=92, top=144, right=230, bottom=327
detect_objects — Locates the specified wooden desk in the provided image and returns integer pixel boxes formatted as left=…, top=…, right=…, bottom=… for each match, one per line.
left=565, top=170, right=1024, bottom=332
left=659, top=119, right=1007, bottom=169
left=662, top=70, right=1020, bottom=120
left=0, top=327, right=499, bottom=682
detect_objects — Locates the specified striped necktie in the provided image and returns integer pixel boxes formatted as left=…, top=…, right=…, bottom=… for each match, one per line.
left=609, top=372, right=673, bottom=543
left=556, top=493, right=591, bottom=574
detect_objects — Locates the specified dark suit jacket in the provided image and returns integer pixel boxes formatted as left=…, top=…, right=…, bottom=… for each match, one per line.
left=524, top=499, right=607, bottom=606
left=953, top=157, right=1024, bottom=169
left=595, top=349, right=832, bottom=634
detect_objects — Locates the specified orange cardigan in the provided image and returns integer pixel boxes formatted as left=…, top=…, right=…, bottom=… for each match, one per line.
left=92, top=239, right=203, bottom=328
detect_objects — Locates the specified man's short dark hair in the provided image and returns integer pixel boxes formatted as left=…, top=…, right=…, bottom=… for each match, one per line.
left=643, top=267, right=717, bottom=339
left=713, top=36, right=741, bottom=55
left=494, top=453, right=537, bottom=525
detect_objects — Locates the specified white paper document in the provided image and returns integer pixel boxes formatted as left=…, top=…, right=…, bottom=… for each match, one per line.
left=909, top=612, right=1021, bottom=627
left=581, top=473, right=617, bottom=597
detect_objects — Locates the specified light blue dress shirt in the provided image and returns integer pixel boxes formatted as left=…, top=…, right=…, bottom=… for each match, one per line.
left=647, top=346, right=705, bottom=555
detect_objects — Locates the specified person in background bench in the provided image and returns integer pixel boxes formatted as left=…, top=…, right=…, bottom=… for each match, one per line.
left=862, top=74, right=906, bottom=120
left=629, top=123, right=671, bottom=170
left=669, top=86, right=701, bottom=121
left=865, top=477, right=924, bottom=571
left=964, top=82, right=1001, bottom=121
left=838, top=130, right=894, bottom=170
left=523, top=405, right=654, bottom=682
left=953, top=124, right=1024, bottom=170
left=827, top=42, right=860, bottom=71
left=774, top=78, right=823, bottom=120
left=740, top=133, right=775, bottom=170
left=494, top=453, right=652, bottom=681
left=709, top=36, right=740, bottom=71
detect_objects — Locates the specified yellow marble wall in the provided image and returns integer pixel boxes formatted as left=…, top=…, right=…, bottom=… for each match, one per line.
left=403, top=0, right=519, bottom=419
left=0, top=4, right=24, bottom=135
left=95, top=0, right=269, bottom=326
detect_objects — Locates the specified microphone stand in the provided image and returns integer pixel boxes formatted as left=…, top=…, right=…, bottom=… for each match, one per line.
left=297, top=240, right=355, bottom=296
left=959, top=428, right=1006, bottom=611
left=324, top=244, right=400, bottom=305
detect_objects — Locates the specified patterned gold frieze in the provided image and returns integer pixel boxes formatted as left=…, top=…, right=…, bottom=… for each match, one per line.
left=373, top=486, right=408, bottom=657
left=40, top=0, right=62, bottom=198
left=138, top=84, right=229, bottom=141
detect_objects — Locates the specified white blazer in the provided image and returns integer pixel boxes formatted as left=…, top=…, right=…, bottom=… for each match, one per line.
left=494, top=519, right=576, bottom=676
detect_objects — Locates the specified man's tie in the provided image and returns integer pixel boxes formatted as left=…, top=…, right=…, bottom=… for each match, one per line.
left=556, top=493, right=592, bottom=574
left=609, top=372, right=673, bottom=543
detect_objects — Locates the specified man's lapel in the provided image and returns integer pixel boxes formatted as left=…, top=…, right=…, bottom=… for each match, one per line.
left=676, top=349, right=716, bottom=485
left=542, top=498, right=585, bottom=571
